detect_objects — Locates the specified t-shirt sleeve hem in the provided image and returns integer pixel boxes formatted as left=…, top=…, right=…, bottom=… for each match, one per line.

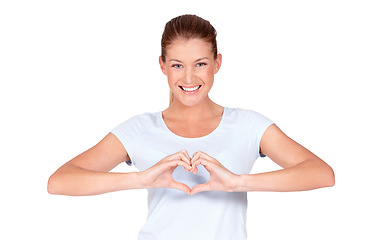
left=110, top=128, right=137, bottom=167
left=256, top=122, right=275, bottom=158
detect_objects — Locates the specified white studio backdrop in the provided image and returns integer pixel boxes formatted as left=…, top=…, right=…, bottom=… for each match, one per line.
left=1, top=0, right=374, bottom=239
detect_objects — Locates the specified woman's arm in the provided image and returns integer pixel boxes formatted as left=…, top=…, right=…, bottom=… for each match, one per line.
left=48, top=134, right=193, bottom=196
left=47, top=133, right=143, bottom=196
left=176, top=124, right=334, bottom=195
left=236, top=124, right=335, bottom=192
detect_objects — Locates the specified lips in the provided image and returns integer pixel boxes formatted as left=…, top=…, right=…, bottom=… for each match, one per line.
left=179, top=85, right=202, bottom=92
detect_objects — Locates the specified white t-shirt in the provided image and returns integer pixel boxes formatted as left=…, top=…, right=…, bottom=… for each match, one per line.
left=111, top=107, right=274, bottom=240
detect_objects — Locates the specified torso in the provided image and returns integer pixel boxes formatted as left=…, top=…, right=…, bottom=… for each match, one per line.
left=111, top=106, right=273, bottom=239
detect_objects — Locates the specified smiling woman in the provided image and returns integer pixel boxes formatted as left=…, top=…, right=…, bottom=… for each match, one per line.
left=160, top=14, right=219, bottom=106
left=47, top=14, right=334, bottom=240
left=159, top=37, right=222, bottom=108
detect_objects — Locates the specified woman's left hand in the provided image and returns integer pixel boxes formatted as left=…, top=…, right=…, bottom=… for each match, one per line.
left=190, top=151, right=240, bottom=195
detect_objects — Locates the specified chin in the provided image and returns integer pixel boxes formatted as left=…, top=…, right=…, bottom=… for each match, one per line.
left=173, top=95, right=208, bottom=107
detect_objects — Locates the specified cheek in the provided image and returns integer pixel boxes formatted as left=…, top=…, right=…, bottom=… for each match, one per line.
left=200, top=68, right=215, bottom=83
left=167, top=71, right=181, bottom=85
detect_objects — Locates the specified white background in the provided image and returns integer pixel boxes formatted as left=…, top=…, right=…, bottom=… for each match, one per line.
left=1, top=0, right=374, bottom=239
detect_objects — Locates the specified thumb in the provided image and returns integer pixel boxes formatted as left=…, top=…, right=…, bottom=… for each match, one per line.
left=191, top=182, right=210, bottom=195
left=170, top=180, right=192, bottom=195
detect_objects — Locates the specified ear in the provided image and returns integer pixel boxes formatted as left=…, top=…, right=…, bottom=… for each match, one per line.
left=214, top=53, right=222, bottom=74
left=159, top=56, right=167, bottom=75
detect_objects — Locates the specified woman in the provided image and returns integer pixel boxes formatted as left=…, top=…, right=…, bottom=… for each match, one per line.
left=48, top=14, right=335, bottom=239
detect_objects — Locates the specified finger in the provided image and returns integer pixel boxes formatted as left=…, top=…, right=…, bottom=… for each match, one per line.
left=190, top=151, right=203, bottom=165
left=170, top=180, right=192, bottom=195
left=189, top=155, right=201, bottom=174
left=191, top=151, right=214, bottom=164
left=189, top=153, right=197, bottom=172
left=167, top=152, right=191, bottom=169
left=192, top=156, right=213, bottom=174
left=167, top=151, right=189, bottom=162
left=167, top=159, right=192, bottom=172
left=176, top=151, right=192, bottom=166
left=192, top=157, right=203, bottom=174
left=181, top=149, right=191, bottom=162
left=193, top=152, right=222, bottom=172
left=193, top=158, right=213, bottom=173
left=181, top=151, right=193, bottom=168
left=195, top=151, right=215, bottom=161
left=191, top=182, right=210, bottom=195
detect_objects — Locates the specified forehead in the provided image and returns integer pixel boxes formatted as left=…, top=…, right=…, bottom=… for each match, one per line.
left=166, top=38, right=213, bottom=60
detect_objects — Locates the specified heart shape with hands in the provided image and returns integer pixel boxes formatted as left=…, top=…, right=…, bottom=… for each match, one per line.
left=141, top=150, right=240, bottom=195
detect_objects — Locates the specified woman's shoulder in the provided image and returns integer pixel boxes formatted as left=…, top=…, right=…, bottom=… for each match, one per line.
left=224, top=107, right=274, bottom=138
left=126, top=110, right=159, bottom=122
left=113, top=110, right=160, bottom=131
left=225, top=107, right=271, bottom=122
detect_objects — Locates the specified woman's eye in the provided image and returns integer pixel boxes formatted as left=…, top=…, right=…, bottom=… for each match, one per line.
left=172, top=64, right=182, bottom=69
left=196, top=62, right=207, bottom=67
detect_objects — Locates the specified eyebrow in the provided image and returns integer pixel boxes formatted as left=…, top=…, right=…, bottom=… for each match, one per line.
left=169, top=57, right=209, bottom=63
left=169, top=59, right=183, bottom=63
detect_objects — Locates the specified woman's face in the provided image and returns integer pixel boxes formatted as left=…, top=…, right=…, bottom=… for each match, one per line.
left=159, top=38, right=222, bottom=107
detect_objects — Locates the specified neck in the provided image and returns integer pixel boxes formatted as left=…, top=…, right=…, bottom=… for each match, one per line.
left=164, top=97, right=223, bottom=121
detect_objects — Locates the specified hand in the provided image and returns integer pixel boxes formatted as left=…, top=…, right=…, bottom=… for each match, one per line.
left=190, top=151, right=240, bottom=195
left=140, top=150, right=192, bottom=195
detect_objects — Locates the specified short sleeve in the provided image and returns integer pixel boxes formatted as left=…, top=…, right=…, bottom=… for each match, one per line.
left=252, top=111, right=274, bottom=158
left=237, top=109, right=274, bottom=158
left=110, top=115, right=142, bottom=167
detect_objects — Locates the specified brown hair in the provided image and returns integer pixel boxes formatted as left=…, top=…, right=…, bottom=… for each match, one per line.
left=161, top=14, right=218, bottom=105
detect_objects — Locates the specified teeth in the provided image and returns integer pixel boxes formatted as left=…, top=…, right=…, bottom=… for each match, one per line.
left=181, top=85, right=200, bottom=91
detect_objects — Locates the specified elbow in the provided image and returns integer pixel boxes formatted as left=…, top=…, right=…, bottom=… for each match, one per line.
left=307, top=159, right=335, bottom=189
left=47, top=164, right=72, bottom=195
left=47, top=175, right=56, bottom=195
left=47, top=174, right=60, bottom=195
left=327, top=167, right=335, bottom=187
left=321, top=164, right=335, bottom=188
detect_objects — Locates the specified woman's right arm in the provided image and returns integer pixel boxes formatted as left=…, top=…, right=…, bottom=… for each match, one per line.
left=47, top=133, right=144, bottom=196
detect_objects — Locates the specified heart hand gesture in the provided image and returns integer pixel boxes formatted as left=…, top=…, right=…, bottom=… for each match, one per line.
left=139, top=150, right=240, bottom=195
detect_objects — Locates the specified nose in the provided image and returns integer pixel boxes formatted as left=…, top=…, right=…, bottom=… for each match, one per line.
left=184, top=66, right=194, bottom=84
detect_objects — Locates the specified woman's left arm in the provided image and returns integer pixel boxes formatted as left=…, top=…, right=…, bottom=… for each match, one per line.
left=236, top=124, right=335, bottom=192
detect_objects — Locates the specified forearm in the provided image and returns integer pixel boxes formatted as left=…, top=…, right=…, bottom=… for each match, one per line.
left=235, top=159, right=335, bottom=192
left=47, top=163, right=143, bottom=196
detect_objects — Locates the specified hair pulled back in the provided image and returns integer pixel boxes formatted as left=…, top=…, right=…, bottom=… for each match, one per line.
left=161, top=14, right=218, bottom=105
left=161, top=14, right=217, bottom=62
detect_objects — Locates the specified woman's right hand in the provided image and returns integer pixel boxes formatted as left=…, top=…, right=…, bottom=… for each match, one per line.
left=139, top=150, right=192, bottom=195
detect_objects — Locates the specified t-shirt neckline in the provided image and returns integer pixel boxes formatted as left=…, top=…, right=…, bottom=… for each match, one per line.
left=158, top=107, right=227, bottom=140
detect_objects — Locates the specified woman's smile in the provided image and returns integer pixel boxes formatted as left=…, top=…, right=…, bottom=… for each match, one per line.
left=179, top=85, right=202, bottom=94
